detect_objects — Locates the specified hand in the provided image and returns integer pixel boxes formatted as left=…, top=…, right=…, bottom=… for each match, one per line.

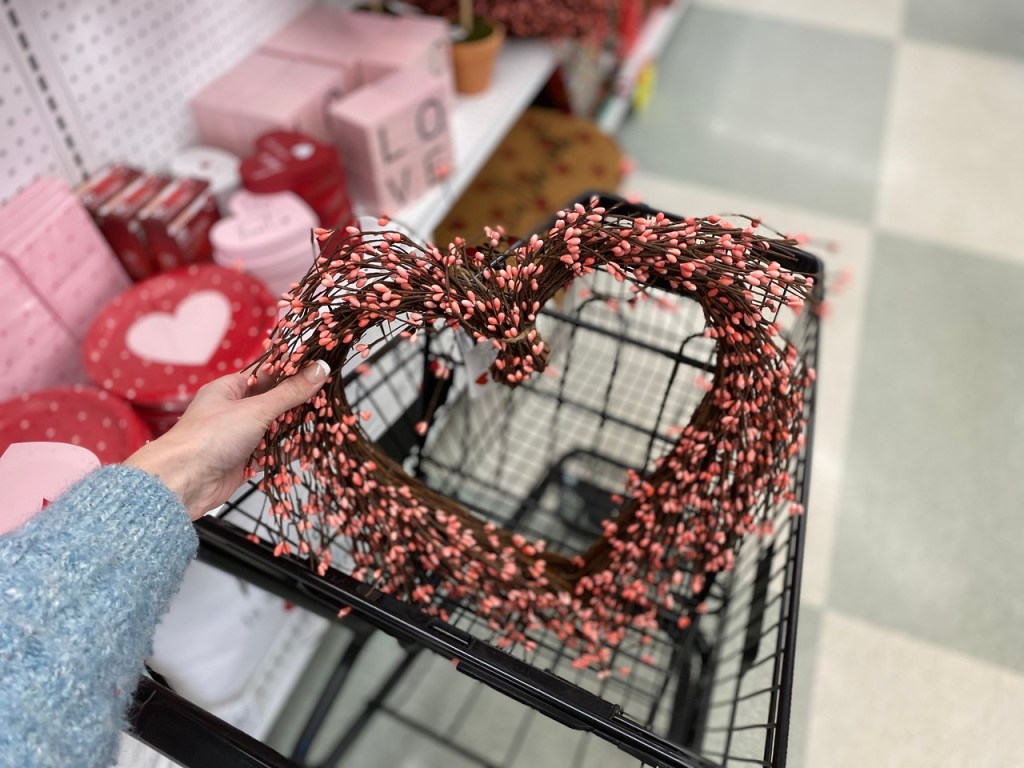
left=125, top=361, right=330, bottom=520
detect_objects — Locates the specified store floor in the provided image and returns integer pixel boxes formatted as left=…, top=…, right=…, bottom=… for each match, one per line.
left=622, top=1, right=1024, bottom=765
left=267, top=3, right=1024, bottom=766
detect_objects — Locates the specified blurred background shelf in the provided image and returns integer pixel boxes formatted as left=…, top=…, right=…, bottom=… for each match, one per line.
left=597, top=1, right=688, bottom=134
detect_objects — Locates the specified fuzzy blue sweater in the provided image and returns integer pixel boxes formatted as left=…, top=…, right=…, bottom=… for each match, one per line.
left=0, top=465, right=198, bottom=768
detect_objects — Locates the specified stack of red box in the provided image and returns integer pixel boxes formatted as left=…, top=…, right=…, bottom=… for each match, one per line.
left=79, top=165, right=221, bottom=281
left=239, top=131, right=353, bottom=228
left=139, top=178, right=220, bottom=272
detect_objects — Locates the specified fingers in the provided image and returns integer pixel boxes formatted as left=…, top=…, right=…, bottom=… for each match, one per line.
left=244, top=369, right=280, bottom=397
left=191, top=372, right=250, bottom=405
left=244, top=360, right=331, bottom=424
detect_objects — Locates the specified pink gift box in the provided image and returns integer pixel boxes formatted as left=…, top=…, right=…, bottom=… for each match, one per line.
left=211, top=190, right=318, bottom=296
left=0, top=179, right=65, bottom=249
left=260, top=8, right=454, bottom=107
left=190, top=52, right=347, bottom=158
left=0, top=442, right=101, bottom=536
left=0, top=178, right=129, bottom=339
left=0, top=258, right=86, bottom=400
left=214, top=190, right=317, bottom=265
left=329, top=68, right=454, bottom=214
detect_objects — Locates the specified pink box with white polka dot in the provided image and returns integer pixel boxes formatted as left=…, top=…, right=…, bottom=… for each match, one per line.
left=0, top=257, right=86, bottom=401
left=0, top=179, right=128, bottom=399
left=0, top=178, right=130, bottom=340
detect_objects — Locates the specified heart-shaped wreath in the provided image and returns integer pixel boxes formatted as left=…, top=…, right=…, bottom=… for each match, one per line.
left=249, top=197, right=815, bottom=668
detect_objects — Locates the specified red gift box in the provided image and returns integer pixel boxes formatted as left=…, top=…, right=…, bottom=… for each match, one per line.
left=77, top=164, right=142, bottom=215
left=83, top=265, right=277, bottom=434
left=97, top=174, right=171, bottom=280
left=139, top=178, right=220, bottom=271
left=0, top=386, right=151, bottom=534
left=240, top=131, right=353, bottom=227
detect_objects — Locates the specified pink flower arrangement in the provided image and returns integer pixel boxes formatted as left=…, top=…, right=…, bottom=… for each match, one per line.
left=249, top=197, right=815, bottom=667
left=410, top=0, right=613, bottom=38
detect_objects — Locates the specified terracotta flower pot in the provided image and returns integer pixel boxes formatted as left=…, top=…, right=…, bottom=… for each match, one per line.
left=451, top=19, right=505, bottom=95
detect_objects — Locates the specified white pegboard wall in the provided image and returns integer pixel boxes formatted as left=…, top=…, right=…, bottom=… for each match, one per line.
left=0, top=14, right=78, bottom=202
left=1, top=0, right=321, bottom=197
left=17, top=0, right=315, bottom=170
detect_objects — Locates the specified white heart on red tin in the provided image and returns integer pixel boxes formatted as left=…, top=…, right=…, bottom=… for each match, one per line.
left=125, top=290, right=231, bottom=366
left=0, top=441, right=100, bottom=535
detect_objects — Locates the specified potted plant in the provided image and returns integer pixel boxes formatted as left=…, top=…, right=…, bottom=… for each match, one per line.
left=449, top=0, right=505, bottom=94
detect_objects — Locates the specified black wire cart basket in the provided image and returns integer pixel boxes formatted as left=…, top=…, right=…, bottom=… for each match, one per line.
left=132, top=194, right=822, bottom=768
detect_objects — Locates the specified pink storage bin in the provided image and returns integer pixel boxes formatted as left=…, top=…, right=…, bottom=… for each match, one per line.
left=190, top=52, right=347, bottom=158
left=329, top=68, right=454, bottom=214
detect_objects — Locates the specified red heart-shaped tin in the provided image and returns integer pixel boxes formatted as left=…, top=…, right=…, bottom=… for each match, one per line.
left=83, top=265, right=277, bottom=423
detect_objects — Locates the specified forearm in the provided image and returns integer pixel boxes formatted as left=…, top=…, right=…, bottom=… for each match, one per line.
left=0, top=465, right=198, bottom=768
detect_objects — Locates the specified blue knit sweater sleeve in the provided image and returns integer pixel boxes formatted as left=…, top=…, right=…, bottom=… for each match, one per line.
left=0, top=464, right=198, bottom=768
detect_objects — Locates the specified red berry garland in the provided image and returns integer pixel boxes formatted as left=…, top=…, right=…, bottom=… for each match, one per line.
left=248, top=198, right=815, bottom=666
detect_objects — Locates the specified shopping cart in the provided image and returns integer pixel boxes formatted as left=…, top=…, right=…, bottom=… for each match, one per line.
left=131, top=194, right=822, bottom=768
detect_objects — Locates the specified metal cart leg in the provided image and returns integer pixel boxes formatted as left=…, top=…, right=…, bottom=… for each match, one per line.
left=130, top=677, right=301, bottom=768
left=289, top=620, right=376, bottom=763
left=317, top=646, right=423, bottom=768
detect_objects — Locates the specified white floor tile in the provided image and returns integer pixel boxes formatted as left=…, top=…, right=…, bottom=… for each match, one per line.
left=876, top=41, right=1024, bottom=265
left=806, top=611, right=1024, bottom=767
left=695, top=0, right=906, bottom=38
left=624, top=171, right=873, bottom=607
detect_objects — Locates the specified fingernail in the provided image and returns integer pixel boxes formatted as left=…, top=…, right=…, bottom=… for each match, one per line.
left=305, top=359, right=331, bottom=383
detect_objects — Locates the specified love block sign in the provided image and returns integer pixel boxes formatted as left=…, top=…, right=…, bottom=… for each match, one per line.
left=328, top=68, right=454, bottom=215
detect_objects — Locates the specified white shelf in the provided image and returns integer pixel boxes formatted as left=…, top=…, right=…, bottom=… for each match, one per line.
left=598, top=1, right=688, bottom=134
left=386, top=39, right=559, bottom=242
